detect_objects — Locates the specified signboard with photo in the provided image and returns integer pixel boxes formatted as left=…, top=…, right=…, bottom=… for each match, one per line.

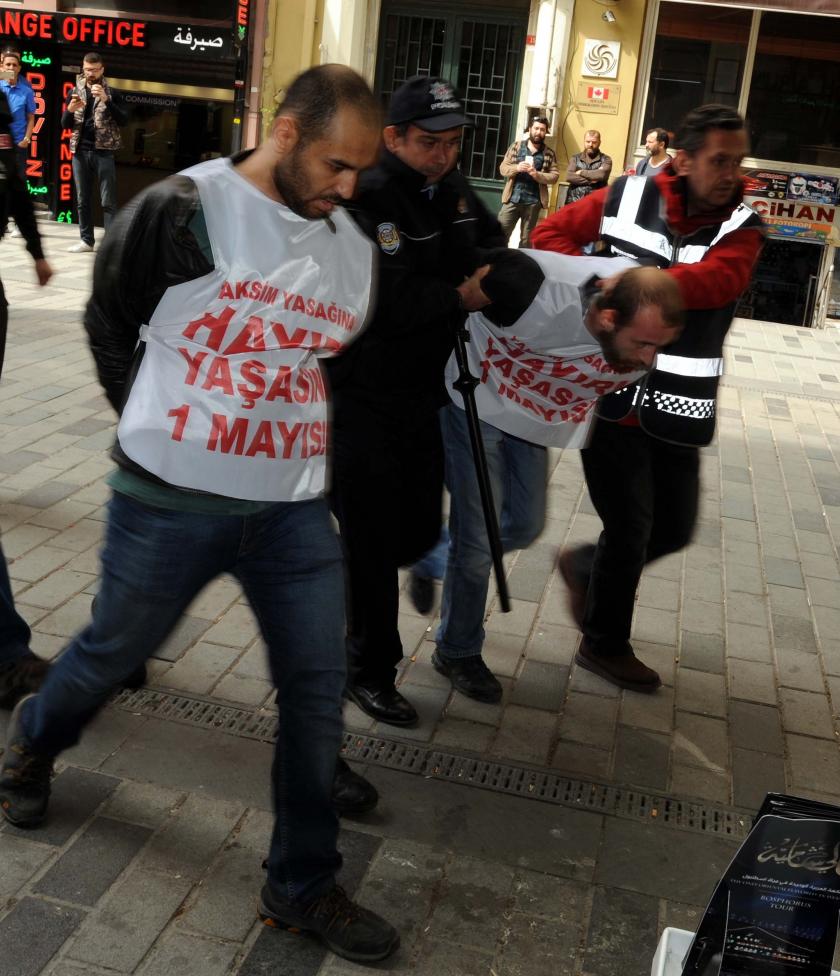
left=788, top=173, right=839, bottom=205
left=742, top=170, right=790, bottom=199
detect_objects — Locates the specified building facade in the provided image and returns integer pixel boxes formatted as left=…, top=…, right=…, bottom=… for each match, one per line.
left=259, top=0, right=840, bottom=329
left=627, top=1, right=840, bottom=327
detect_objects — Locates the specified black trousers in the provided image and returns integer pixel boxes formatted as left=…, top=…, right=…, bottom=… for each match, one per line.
left=0, top=277, right=7, bottom=381
left=578, top=417, right=699, bottom=655
left=330, top=395, right=444, bottom=686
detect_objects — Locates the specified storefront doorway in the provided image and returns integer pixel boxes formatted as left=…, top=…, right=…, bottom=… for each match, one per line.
left=375, top=2, right=528, bottom=211
left=737, top=239, right=823, bottom=327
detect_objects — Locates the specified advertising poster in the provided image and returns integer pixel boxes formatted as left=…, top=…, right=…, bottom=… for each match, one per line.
left=788, top=173, right=839, bottom=205
left=681, top=795, right=840, bottom=976
left=742, top=170, right=790, bottom=199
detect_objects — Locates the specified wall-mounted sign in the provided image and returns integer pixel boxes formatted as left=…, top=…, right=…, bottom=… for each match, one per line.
left=581, top=39, right=620, bottom=79
left=235, top=0, right=249, bottom=43
left=743, top=167, right=839, bottom=242
left=788, top=172, right=838, bottom=205
left=0, top=9, right=235, bottom=61
left=745, top=196, right=836, bottom=241
left=576, top=82, right=620, bottom=115
left=743, top=170, right=790, bottom=199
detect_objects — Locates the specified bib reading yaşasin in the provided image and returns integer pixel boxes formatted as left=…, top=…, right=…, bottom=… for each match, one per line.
left=117, top=157, right=373, bottom=502
left=445, top=251, right=644, bottom=449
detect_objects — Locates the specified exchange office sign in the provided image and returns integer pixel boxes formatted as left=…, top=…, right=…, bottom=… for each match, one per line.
left=0, top=9, right=235, bottom=61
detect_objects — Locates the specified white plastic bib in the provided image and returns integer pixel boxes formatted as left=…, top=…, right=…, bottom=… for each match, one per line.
left=118, top=158, right=373, bottom=501
left=445, top=251, right=643, bottom=448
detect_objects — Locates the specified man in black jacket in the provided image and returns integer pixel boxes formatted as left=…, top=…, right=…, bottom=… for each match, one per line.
left=0, top=65, right=398, bottom=966
left=61, top=52, right=127, bottom=253
left=0, top=89, right=53, bottom=710
left=328, top=76, right=505, bottom=726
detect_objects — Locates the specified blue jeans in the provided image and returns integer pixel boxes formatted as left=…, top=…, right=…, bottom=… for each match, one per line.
left=0, top=540, right=32, bottom=665
left=427, top=403, right=547, bottom=659
left=72, top=149, right=117, bottom=246
left=21, top=491, right=346, bottom=903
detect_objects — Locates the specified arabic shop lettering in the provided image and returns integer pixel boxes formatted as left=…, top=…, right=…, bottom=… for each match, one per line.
left=21, top=52, right=51, bottom=69
left=757, top=837, right=840, bottom=875
left=173, top=27, right=225, bottom=52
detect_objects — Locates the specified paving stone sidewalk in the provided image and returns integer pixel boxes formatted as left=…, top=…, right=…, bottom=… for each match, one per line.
left=3, top=223, right=840, bottom=973
left=0, top=703, right=733, bottom=976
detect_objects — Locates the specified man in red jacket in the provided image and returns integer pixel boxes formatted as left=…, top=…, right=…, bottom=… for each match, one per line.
left=532, top=104, right=764, bottom=693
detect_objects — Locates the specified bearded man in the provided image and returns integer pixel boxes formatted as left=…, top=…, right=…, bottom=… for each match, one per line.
left=0, top=64, right=400, bottom=967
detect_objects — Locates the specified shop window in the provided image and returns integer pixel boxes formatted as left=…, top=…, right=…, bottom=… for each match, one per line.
left=746, top=12, right=840, bottom=165
left=642, top=2, right=750, bottom=141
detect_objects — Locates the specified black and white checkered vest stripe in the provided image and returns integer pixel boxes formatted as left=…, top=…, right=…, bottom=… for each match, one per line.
left=595, top=175, right=762, bottom=447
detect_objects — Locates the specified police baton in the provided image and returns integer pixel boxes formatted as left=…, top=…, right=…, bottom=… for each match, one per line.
left=451, top=318, right=511, bottom=613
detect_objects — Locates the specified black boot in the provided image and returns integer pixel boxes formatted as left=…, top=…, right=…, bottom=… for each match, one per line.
left=0, top=655, right=50, bottom=710
left=333, top=758, right=378, bottom=817
left=0, top=693, right=54, bottom=827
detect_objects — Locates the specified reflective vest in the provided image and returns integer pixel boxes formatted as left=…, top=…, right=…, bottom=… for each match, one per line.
left=597, top=175, right=763, bottom=446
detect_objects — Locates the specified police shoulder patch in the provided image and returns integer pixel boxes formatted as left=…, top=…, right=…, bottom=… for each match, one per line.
left=376, top=222, right=401, bottom=254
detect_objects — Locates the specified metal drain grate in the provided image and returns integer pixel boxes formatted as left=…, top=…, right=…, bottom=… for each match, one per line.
left=112, top=687, right=280, bottom=741
left=111, top=688, right=751, bottom=840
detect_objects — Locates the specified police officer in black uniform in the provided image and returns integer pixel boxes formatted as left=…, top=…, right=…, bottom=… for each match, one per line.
left=328, top=76, right=505, bottom=726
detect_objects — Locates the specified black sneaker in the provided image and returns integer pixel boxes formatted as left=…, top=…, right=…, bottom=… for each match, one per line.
left=259, top=882, right=399, bottom=963
left=0, top=655, right=50, bottom=710
left=0, top=693, right=54, bottom=827
left=431, top=650, right=502, bottom=703
left=408, top=570, right=435, bottom=615
left=333, top=758, right=378, bottom=817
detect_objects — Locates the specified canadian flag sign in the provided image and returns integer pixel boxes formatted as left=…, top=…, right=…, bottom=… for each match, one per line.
left=587, top=86, right=609, bottom=100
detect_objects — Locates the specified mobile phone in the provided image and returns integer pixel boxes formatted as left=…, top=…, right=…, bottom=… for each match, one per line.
left=0, top=70, right=14, bottom=82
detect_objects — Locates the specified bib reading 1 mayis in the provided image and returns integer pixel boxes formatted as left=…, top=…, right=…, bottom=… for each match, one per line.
left=117, top=157, right=374, bottom=502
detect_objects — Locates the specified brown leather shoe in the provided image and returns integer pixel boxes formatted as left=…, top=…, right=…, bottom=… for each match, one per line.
left=575, top=641, right=661, bottom=694
left=557, top=548, right=588, bottom=629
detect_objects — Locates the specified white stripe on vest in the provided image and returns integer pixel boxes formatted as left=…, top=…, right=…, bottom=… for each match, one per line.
left=600, top=177, right=671, bottom=260
left=656, top=354, right=723, bottom=377
left=603, top=181, right=758, bottom=267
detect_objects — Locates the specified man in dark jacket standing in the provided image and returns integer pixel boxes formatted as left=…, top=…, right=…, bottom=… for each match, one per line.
left=329, top=76, right=505, bottom=727
left=532, top=104, right=764, bottom=693
left=565, top=130, right=612, bottom=204
left=61, top=52, right=127, bottom=253
left=0, top=89, right=53, bottom=710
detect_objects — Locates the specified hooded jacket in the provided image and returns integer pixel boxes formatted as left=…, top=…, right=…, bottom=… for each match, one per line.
left=531, top=169, right=765, bottom=446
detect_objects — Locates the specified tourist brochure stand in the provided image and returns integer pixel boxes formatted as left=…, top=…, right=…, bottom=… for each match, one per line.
left=679, top=793, right=840, bottom=976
